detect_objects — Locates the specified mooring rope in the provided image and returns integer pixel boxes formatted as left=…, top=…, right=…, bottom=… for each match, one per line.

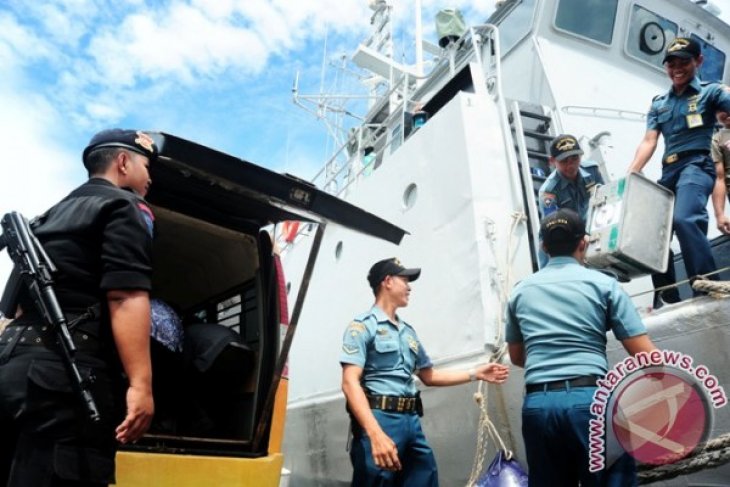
left=466, top=212, right=525, bottom=486
left=692, top=278, right=730, bottom=296
left=638, top=433, right=730, bottom=483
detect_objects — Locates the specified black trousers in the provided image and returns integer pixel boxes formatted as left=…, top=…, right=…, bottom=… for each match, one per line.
left=0, top=342, right=118, bottom=487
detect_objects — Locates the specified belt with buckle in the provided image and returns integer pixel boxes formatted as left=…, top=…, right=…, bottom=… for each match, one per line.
left=663, top=149, right=710, bottom=165
left=525, top=375, right=599, bottom=394
left=366, top=394, right=420, bottom=413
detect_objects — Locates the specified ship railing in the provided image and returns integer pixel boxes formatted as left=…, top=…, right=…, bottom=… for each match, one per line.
left=311, top=71, right=424, bottom=196
left=311, top=23, right=509, bottom=197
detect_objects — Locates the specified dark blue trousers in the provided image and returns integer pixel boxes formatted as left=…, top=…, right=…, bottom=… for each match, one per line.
left=658, top=155, right=718, bottom=283
left=350, top=410, right=438, bottom=487
left=521, top=387, right=636, bottom=487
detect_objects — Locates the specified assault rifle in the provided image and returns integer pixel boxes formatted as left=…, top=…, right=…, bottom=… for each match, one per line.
left=0, top=211, right=100, bottom=422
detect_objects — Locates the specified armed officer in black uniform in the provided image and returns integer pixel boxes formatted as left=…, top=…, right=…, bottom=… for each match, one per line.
left=0, top=129, right=157, bottom=486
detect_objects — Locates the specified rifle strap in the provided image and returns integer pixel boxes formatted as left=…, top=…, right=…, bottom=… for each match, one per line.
left=0, top=324, right=31, bottom=364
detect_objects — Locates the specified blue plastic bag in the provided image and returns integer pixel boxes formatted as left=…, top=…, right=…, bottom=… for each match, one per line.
left=475, top=450, right=528, bottom=487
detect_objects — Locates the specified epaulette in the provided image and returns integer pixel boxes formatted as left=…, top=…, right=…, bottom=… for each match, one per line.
left=353, top=311, right=372, bottom=322
left=581, top=159, right=599, bottom=168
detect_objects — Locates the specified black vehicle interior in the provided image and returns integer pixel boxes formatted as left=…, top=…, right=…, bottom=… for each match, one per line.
left=126, top=204, right=280, bottom=456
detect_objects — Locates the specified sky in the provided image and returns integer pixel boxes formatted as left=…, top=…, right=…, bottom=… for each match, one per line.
left=0, top=0, right=729, bottom=288
left=0, top=0, right=495, bottom=290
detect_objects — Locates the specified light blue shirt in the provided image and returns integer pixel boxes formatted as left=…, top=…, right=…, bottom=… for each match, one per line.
left=505, top=256, right=646, bottom=385
left=647, top=77, right=730, bottom=156
left=340, top=305, right=432, bottom=396
left=538, top=161, right=604, bottom=220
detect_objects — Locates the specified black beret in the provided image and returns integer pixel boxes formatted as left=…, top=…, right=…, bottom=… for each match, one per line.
left=82, top=129, right=157, bottom=165
left=367, top=257, right=421, bottom=291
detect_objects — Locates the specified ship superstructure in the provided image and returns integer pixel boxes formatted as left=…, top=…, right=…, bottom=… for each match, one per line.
left=281, top=1, right=730, bottom=484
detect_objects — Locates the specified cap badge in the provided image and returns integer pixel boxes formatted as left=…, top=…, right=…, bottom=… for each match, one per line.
left=135, top=131, right=155, bottom=153
left=668, top=38, right=689, bottom=52
left=393, top=258, right=402, bottom=266
left=546, top=217, right=569, bottom=229
left=556, top=138, right=576, bottom=151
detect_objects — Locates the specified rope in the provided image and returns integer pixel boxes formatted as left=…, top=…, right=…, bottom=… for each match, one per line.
left=692, top=278, right=730, bottom=296
left=630, top=265, right=730, bottom=299
left=466, top=211, right=525, bottom=486
left=638, top=433, right=730, bottom=483
left=466, top=380, right=510, bottom=487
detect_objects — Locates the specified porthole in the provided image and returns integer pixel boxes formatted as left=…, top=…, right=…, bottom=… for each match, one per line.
left=403, top=183, right=418, bottom=210
left=335, top=241, right=343, bottom=260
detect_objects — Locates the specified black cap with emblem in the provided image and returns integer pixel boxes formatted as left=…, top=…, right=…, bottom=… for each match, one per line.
left=549, top=134, right=583, bottom=162
left=82, top=129, right=157, bottom=168
left=367, top=257, right=421, bottom=291
left=540, top=209, right=587, bottom=247
left=663, top=37, right=701, bottom=64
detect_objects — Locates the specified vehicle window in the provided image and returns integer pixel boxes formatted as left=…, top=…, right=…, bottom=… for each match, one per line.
left=691, top=34, right=726, bottom=82
left=626, top=5, right=678, bottom=69
left=555, top=0, right=618, bottom=45
left=491, top=0, right=537, bottom=55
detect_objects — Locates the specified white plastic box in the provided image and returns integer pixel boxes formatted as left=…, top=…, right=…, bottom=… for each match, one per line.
left=585, top=172, right=674, bottom=280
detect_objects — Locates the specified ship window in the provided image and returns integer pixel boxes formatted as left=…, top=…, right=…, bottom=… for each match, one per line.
left=626, top=5, right=678, bottom=69
left=555, top=0, right=617, bottom=45
left=489, top=0, right=538, bottom=56
left=403, top=183, right=418, bottom=210
left=691, top=34, right=726, bottom=82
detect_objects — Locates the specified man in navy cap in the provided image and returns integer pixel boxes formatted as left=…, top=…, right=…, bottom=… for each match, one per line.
left=506, top=209, right=657, bottom=486
left=340, top=258, right=509, bottom=486
left=628, top=37, right=730, bottom=303
left=538, top=134, right=605, bottom=266
left=539, top=134, right=604, bottom=221
left=0, top=129, right=157, bottom=486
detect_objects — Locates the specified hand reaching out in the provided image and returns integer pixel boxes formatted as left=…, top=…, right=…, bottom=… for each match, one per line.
left=476, top=363, right=509, bottom=384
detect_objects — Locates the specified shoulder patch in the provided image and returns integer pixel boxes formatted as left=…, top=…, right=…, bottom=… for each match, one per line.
left=542, top=192, right=557, bottom=208
left=407, top=335, right=419, bottom=354
left=137, top=202, right=155, bottom=237
left=347, top=321, right=366, bottom=337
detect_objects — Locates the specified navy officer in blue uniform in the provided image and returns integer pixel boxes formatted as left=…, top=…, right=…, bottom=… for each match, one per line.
left=506, top=209, right=657, bottom=486
left=628, top=37, right=730, bottom=300
left=538, top=134, right=604, bottom=266
left=0, top=129, right=156, bottom=486
left=340, top=258, right=509, bottom=486
left=539, top=134, right=604, bottom=220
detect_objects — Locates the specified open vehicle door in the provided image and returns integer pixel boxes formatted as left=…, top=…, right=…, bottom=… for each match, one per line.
left=115, top=132, right=407, bottom=486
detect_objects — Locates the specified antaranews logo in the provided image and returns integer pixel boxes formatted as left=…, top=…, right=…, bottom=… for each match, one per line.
left=588, top=349, right=727, bottom=472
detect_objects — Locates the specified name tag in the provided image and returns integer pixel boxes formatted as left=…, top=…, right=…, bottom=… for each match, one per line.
left=686, top=113, right=703, bottom=128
